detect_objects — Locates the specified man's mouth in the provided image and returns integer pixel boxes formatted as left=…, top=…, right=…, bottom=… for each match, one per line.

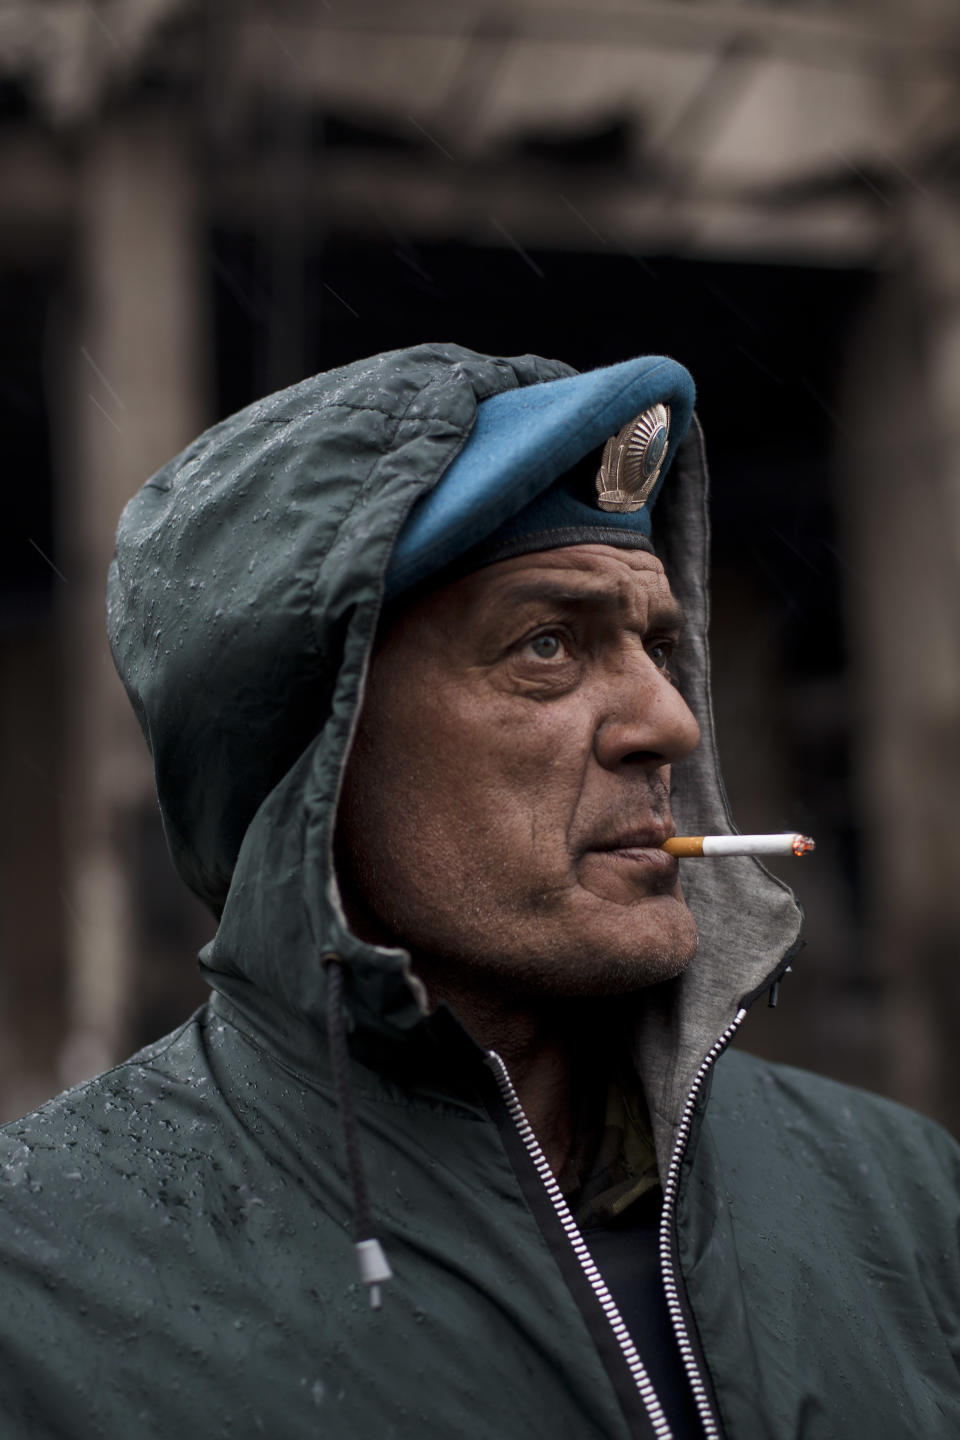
left=589, top=825, right=673, bottom=854
left=581, top=826, right=679, bottom=888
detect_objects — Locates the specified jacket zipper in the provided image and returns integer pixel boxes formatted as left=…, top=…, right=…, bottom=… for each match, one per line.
left=486, top=1049, right=674, bottom=1440
left=658, top=1008, right=748, bottom=1440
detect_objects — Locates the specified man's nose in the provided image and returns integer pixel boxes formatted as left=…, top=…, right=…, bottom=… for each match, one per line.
left=592, top=649, right=701, bottom=770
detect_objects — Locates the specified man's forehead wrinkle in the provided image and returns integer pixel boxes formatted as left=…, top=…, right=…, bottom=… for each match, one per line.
left=480, top=572, right=686, bottom=633
left=374, top=548, right=686, bottom=668
left=488, top=578, right=623, bottom=615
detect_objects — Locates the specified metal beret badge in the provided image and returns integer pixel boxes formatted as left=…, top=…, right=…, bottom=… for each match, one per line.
left=595, top=403, right=671, bottom=513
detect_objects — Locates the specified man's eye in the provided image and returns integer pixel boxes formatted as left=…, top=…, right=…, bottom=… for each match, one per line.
left=647, top=640, right=674, bottom=670
left=526, top=632, right=566, bottom=660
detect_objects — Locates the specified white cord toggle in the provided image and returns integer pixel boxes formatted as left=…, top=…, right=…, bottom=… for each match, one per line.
left=356, top=1238, right=393, bottom=1309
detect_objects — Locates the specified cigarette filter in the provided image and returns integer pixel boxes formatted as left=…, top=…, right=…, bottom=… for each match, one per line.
left=662, top=833, right=815, bottom=858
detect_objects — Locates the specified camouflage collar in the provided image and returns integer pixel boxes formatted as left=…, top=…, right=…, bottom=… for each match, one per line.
left=560, top=1072, right=660, bottom=1229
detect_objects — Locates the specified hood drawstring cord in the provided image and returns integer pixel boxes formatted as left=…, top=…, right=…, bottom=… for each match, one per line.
left=324, top=956, right=393, bottom=1308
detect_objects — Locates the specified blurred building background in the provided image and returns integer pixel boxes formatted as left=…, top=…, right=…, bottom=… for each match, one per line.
left=1, top=0, right=958, bottom=1128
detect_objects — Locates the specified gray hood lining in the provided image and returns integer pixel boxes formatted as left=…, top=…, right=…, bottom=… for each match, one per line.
left=634, top=418, right=803, bottom=1165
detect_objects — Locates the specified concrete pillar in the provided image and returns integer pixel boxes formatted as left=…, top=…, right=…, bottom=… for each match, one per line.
left=55, top=108, right=209, bottom=1086
left=841, top=190, right=960, bottom=1130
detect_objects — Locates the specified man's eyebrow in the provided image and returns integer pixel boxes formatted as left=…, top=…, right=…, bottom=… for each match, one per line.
left=487, top=578, right=687, bottom=629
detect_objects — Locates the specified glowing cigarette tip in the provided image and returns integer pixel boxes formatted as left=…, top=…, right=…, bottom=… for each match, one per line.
left=661, top=833, right=816, bottom=858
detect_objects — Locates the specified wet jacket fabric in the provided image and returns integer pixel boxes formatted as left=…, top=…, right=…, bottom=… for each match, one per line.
left=2, top=344, right=959, bottom=1438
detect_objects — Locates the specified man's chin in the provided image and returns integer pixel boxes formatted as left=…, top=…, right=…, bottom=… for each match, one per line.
left=399, top=888, right=699, bottom=1003
left=525, top=892, right=700, bottom=998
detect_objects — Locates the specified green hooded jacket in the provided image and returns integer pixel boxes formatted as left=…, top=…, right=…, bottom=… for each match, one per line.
left=2, top=344, right=959, bottom=1439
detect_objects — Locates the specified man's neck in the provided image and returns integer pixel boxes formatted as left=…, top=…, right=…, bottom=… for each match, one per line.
left=422, top=973, right=612, bottom=1179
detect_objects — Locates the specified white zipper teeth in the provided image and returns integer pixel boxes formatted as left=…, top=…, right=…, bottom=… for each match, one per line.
left=486, top=1050, right=674, bottom=1440
left=658, top=1008, right=748, bottom=1440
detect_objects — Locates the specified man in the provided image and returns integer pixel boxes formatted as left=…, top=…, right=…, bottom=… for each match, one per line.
left=1, top=343, right=958, bottom=1438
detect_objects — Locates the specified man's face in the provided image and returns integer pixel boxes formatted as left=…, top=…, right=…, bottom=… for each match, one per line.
left=335, top=544, right=701, bottom=1002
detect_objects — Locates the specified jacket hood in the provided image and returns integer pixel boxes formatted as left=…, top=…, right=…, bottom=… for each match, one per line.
left=108, top=342, right=802, bottom=1165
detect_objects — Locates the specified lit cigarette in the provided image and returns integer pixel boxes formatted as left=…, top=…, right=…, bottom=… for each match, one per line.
left=662, top=833, right=816, bottom=858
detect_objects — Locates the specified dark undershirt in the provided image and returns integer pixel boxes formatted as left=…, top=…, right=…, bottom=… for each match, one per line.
left=557, top=1069, right=705, bottom=1438
left=584, top=1190, right=704, bottom=1438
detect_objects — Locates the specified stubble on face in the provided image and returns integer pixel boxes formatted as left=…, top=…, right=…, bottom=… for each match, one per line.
left=334, top=545, right=702, bottom=1009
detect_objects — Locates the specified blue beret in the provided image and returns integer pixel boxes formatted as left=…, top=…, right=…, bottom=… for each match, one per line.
left=385, top=354, right=695, bottom=600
